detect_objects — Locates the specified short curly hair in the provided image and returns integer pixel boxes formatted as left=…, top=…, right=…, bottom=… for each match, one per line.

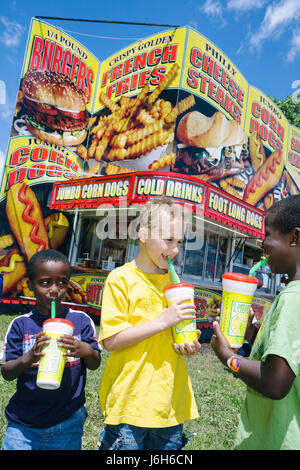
left=27, top=249, right=71, bottom=282
left=267, top=194, right=300, bottom=233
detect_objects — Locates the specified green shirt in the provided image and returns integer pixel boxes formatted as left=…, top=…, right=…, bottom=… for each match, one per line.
left=235, top=280, right=300, bottom=450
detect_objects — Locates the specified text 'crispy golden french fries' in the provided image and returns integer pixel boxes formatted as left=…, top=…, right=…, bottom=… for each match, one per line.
left=79, top=63, right=196, bottom=176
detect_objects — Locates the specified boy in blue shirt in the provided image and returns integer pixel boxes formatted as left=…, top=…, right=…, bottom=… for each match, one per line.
left=1, top=249, right=101, bottom=450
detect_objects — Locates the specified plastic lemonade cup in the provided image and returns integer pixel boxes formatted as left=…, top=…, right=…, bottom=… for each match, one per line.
left=36, top=318, right=74, bottom=390
left=164, top=283, right=197, bottom=346
left=220, top=273, right=258, bottom=348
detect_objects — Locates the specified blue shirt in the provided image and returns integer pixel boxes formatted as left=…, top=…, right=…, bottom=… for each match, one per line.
left=2, top=307, right=100, bottom=428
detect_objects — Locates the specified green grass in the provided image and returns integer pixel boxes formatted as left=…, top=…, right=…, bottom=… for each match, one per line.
left=0, top=314, right=247, bottom=450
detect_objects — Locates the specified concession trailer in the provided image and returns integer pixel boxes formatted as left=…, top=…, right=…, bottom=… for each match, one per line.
left=0, top=18, right=299, bottom=333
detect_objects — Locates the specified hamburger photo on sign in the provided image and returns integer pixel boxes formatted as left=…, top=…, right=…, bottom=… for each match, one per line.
left=13, top=69, right=89, bottom=148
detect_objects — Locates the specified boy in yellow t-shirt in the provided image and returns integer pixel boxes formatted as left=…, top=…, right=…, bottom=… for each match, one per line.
left=98, top=197, right=200, bottom=450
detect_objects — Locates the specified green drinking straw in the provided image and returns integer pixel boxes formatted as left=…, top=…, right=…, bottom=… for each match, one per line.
left=166, top=256, right=180, bottom=283
left=249, top=256, right=270, bottom=277
left=51, top=300, right=56, bottom=319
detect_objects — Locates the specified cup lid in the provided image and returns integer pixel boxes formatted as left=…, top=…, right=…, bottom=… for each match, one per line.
left=164, top=282, right=194, bottom=292
left=43, top=318, right=75, bottom=329
left=222, top=272, right=258, bottom=284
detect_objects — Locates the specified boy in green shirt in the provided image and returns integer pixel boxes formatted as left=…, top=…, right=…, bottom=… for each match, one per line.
left=211, top=194, right=300, bottom=450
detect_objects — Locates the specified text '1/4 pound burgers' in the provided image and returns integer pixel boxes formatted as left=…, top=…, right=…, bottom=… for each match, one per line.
left=21, top=69, right=89, bottom=147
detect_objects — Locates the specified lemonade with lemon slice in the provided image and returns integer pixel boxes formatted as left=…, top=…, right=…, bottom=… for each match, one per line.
left=220, top=273, right=258, bottom=348
left=164, top=283, right=197, bottom=346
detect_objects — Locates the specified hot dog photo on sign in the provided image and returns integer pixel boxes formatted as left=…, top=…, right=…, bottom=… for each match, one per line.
left=0, top=182, right=85, bottom=303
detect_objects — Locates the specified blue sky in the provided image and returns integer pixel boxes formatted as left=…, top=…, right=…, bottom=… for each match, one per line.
left=0, top=0, right=300, bottom=165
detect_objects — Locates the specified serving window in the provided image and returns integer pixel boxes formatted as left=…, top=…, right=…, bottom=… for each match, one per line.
left=74, top=213, right=127, bottom=270
left=71, top=210, right=277, bottom=296
left=173, top=229, right=228, bottom=285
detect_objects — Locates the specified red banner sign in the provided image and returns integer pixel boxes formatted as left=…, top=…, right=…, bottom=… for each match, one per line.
left=50, top=171, right=265, bottom=238
left=205, top=185, right=264, bottom=236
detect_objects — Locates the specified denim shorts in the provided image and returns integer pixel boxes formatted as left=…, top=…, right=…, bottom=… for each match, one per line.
left=99, top=423, right=188, bottom=450
left=1, top=406, right=88, bottom=450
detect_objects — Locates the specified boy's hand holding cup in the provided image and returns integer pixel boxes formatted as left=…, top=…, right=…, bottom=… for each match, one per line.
left=57, top=334, right=93, bottom=359
left=163, top=283, right=201, bottom=355
left=161, top=296, right=196, bottom=327
left=29, top=331, right=50, bottom=364
left=211, top=318, right=234, bottom=365
left=211, top=306, right=256, bottom=362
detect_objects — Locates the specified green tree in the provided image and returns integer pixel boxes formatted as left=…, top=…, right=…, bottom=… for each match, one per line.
left=270, top=95, right=300, bottom=128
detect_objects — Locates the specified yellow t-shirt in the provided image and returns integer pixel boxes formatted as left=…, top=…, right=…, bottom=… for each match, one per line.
left=98, top=262, right=199, bottom=427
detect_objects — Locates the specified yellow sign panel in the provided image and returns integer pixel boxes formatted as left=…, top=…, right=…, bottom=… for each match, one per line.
left=0, top=136, right=83, bottom=200
left=286, top=125, right=300, bottom=190
left=3, top=18, right=101, bottom=199
left=69, top=273, right=107, bottom=309
left=245, top=86, right=289, bottom=156
left=194, top=288, right=222, bottom=322
left=95, top=27, right=187, bottom=111
left=181, top=28, right=249, bottom=128
left=22, top=19, right=100, bottom=112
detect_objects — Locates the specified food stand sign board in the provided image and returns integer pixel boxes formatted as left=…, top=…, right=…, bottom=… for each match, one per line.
left=194, top=288, right=222, bottom=324
left=0, top=18, right=100, bottom=199
left=84, top=26, right=300, bottom=212
left=244, top=87, right=289, bottom=155
left=96, top=27, right=186, bottom=111
left=181, top=29, right=249, bottom=129
left=69, top=273, right=107, bottom=310
left=50, top=173, right=135, bottom=209
left=2, top=19, right=300, bottom=206
left=243, top=86, right=290, bottom=210
left=21, top=20, right=99, bottom=113
left=0, top=136, right=82, bottom=198
left=50, top=172, right=265, bottom=238
left=1, top=18, right=300, bottom=307
left=286, top=125, right=300, bottom=191
left=205, top=185, right=264, bottom=238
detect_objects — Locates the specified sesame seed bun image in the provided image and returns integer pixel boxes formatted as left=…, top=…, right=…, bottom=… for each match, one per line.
left=21, top=69, right=88, bottom=147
